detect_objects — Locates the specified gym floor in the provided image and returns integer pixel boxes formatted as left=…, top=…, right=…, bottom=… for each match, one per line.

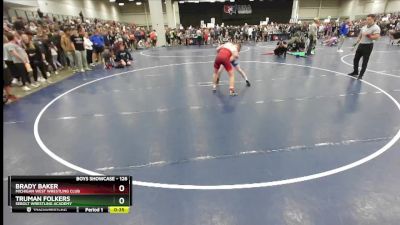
left=3, top=38, right=400, bottom=225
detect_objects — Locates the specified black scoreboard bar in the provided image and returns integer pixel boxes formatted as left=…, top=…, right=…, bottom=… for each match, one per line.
left=8, top=176, right=132, bottom=214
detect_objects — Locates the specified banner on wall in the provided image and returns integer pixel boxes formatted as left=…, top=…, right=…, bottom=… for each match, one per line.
left=211, top=18, right=215, bottom=24
left=223, top=4, right=252, bottom=15
left=200, top=20, right=205, bottom=28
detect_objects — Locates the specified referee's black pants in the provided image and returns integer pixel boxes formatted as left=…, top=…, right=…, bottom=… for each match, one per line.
left=353, top=43, right=373, bottom=78
left=306, top=35, right=316, bottom=55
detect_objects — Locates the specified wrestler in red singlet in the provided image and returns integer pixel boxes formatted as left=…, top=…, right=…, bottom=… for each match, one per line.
left=212, top=42, right=241, bottom=96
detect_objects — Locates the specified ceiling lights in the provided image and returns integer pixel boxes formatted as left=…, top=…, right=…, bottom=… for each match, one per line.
left=111, top=0, right=262, bottom=4
left=173, top=0, right=247, bottom=3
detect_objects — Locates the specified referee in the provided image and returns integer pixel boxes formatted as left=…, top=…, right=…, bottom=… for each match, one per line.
left=348, top=14, right=381, bottom=80
left=306, top=18, right=319, bottom=56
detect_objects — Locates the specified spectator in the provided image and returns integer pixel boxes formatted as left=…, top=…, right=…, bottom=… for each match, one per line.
left=196, top=28, right=202, bottom=46
left=84, top=32, right=94, bottom=67
left=61, top=28, right=77, bottom=71
left=49, top=43, right=63, bottom=71
left=37, top=8, right=44, bottom=19
left=134, top=28, right=142, bottom=49
left=3, top=35, right=18, bottom=101
left=51, top=30, right=67, bottom=67
left=41, top=34, right=58, bottom=75
left=22, top=34, right=50, bottom=85
left=5, top=32, right=35, bottom=91
left=306, top=18, right=320, bottom=56
left=128, top=31, right=135, bottom=50
left=337, top=20, right=350, bottom=52
left=13, top=17, right=25, bottom=32
left=150, top=30, right=157, bottom=47
left=71, top=27, right=91, bottom=72
left=90, top=28, right=105, bottom=65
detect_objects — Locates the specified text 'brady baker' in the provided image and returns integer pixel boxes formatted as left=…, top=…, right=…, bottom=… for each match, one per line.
left=15, top=183, right=59, bottom=189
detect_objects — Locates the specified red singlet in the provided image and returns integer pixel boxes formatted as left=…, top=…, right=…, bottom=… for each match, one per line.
left=214, top=48, right=233, bottom=72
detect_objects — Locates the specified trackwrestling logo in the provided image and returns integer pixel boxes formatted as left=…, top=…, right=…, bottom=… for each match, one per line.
left=224, top=4, right=252, bottom=15
left=224, top=5, right=236, bottom=15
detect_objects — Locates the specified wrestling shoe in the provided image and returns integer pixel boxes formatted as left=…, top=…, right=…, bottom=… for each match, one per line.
left=348, top=72, right=358, bottom=77
left=246, top=80, right=251, bottom=87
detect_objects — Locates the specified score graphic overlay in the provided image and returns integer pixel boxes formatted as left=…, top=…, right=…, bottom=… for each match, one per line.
left=8, top=176, right=132, bottom=213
